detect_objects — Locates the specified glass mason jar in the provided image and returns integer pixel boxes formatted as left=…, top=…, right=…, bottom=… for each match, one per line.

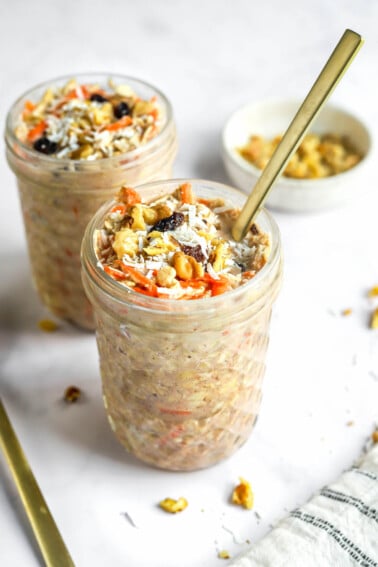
left=5, top=73, right=177, bottom=330
left=81, top=179, right=283, bottom=471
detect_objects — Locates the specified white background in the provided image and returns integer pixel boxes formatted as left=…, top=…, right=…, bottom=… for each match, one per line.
left=1, top=1, right=378, bottom=566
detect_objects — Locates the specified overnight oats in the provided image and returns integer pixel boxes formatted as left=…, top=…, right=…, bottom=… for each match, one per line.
left=5, top=74, right=177, bottom=329
left=82, top=180, right=282, bottom=471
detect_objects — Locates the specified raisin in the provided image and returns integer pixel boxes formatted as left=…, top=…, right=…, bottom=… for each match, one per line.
left=114, top=101, right=131, bottom=118
left=90, top=93, right=108, bottom=103
left=180, top=244, right=206, bottom=263
left=150, top=212, right=185, bottom=232
left=250, top=223, right=259, bottom=235
left=33, top=137, right=57, bottom=155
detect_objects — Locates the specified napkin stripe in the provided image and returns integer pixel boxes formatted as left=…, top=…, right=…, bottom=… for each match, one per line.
left=350, top=467, right=378, bottom=482
left=290, top=509, right=378, bottom=567
left=320, top=488, right=378, bottom=523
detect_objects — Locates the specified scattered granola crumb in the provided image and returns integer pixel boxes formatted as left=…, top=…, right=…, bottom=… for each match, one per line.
left=38, top=319, right=59, bottom=332
left=64, top=385, right=81, bottom=403
left=346, top=420, right=355, bottom=427
left=231, top=477, right=254, bottom=510
left=368, top=286, right=378, bottom=297
left=341, top=308, right=352, bottom=316
left=158, top=497, right=188, bottom=513
left=245, top=539, right=251, bottom=544
left=370, top=307, right=378, bottom=329
left=218, top=550, right=231, bottom=559
left=372, top=431, right=378, bottom=444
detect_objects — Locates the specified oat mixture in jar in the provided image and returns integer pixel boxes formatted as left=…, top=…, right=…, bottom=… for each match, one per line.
left=95, top=183, right=270, bottom=299
left=82, top=180, right=282, bottom=471
left=5, top=74, right=177, bottom=329
left=16, top=78, right=162, bottom=160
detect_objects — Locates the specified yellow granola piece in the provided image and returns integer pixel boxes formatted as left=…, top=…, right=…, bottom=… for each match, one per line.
left=212, top=241, right=229, bottom=272
left=370, top=307, right=378, bottom=330
left=218, top=550, right=231, bottom=560
left=112, top=228, right=139, bottom=258
left=368, top=286, right=378, bottom=297
left=144, top=235, right=176, bottom=256
left=231, top=477, right=254, bottom=510
left=133, top=100, right=154, bottom=116
left=91, top=102, right=113, bottom=125
left=342, top=308, right=352, bottom=317
left=38, top=319, right=59, bottom=332
left=130, top=204, right=146, bottom=231
left=159, top=497, right=188, bottom=514
left=372, top=431, right=378, bottom=443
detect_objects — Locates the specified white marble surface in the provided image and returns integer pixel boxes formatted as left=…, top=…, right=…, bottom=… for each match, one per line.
left=1, top=1, right=378, bottom=566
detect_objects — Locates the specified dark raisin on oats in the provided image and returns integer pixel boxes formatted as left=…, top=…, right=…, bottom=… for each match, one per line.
left=180, top=244, right=206, bottom=263
left=150, top=212, right=185, bottom=232
left=33, top=137, right=58, bottom=155
left=114, top=101, right=131, bottom=118
left=90, top=93, right=108, bottom=103
left=250, top=223, right=259, bottom=235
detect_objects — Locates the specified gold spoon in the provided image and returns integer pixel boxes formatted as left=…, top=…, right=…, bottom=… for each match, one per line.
left=0, top=398, right=75, bottom=566
left=232, top=28, right=364, bottom=242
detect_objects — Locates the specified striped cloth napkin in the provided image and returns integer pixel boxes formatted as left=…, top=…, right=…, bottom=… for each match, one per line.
left=230, top=442, right=378, bottom=567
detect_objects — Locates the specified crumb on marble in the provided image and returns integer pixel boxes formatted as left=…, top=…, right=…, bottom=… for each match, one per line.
left=346, top=420, right=355, bottom=427
left=218, top=550, right=231, bottom=559
left=159, top=497, right=188, bottom=513
left=63, top=385, right=81, bottom=403
left=38, top=318, right=59, bottom=332
left=341, top=308, right=352, bottom=316
left=370, top=307, right=378, bottom=329
left=372, top=431, right=378, bottom=444
left=231, top=477, right=254, bottom=510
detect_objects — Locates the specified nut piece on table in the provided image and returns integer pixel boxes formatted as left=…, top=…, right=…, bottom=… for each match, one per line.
left=64, top=386, right=82, bottom=404
left=38, top=319, right=59, bottom=332
left=158, top=497, right=188, bottom=514
left=231, top=477, right=254, bottom=510
left=370, top=307, right=378, bottom=330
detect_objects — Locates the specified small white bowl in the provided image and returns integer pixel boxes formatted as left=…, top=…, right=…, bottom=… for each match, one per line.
left=221, top=99, right=372, bottom=212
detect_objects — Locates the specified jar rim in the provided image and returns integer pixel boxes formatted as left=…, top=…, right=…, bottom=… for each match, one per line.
left=81, top=178, right=282, bottom=316
left=5, top=72, right=174, bottom=168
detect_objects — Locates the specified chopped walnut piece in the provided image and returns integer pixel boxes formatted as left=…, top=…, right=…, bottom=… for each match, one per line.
left=158, top=497, right=188, bottom=513
left=38, top=319, right=59, bottom=332
left=64, top=386, right=81, bottom=403
left=218, top=550, right=231, bottom=559
left=231, top=477, right=254, bottom=510
left=370, top=307, right=378, bottom=329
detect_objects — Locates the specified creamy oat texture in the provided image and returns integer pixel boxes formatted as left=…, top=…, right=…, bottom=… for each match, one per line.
left=83, top=182, right=282, bottom=471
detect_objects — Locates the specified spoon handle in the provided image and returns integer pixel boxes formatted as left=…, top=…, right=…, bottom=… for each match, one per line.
left=0, top=398, right=75, bottom=567
left=232, top=29, right=363, bottom=241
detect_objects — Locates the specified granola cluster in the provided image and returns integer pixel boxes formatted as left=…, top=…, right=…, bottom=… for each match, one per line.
left=238, top=132, right=361, bottom=179
left=95, top=184, right=270, bottom=299
left=16, top=79, right=161, bottom=160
